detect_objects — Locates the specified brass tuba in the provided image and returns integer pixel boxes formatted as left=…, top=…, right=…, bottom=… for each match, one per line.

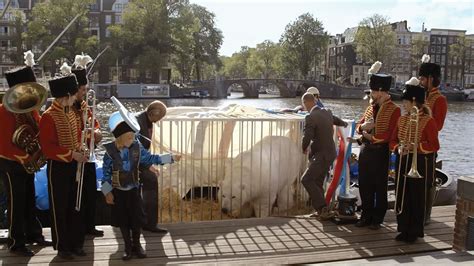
left=394, top=105, right=423, bottom=215
left=2, top=82, right=48, bottom=174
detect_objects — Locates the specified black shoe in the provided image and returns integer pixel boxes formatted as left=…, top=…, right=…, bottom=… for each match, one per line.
left=27, top=237, right=53, bottom=246
left=405, top=235, right=418, bottom=243
left=10, top=246, right=35, bottom=257
left=72, top=248, right=87, bottom=257
left=122, top=248, right=132, bottom=260
left=395, top=233, right=407, bottom=241
left=57, top=251, right=74, bottom=260
left=87, top=228, right=104, bottom=237
left=143, top=226, right=167, bottom=234
left=132, top=245, right=147, bottom=258
left=368, top=223, right=381, bottom=230
left=355, top=219, right=370, bottom=227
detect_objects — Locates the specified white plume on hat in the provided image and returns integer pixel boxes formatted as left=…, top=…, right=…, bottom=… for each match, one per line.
left=405, top=77, right=420, bottom=86
left=24, top=50, right=35, bottom=67
left=60, top=62, right=72, bottom=76
left=368, top=61, right=382, bottom=75
left=74, top=53, right=93, bottom=69
left=421, top=54, right=430, bottom=63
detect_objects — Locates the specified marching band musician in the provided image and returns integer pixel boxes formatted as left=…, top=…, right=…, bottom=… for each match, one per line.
left=71, top=54, right=104, bottom=237
left=418, top=54, right=448, bottom=224
left=0, top=51, right=52, bottom=256
left=354, top=61, right=401, bottom=230
left=39, top=63, right=88, bottom=259
left=389, top=77, right=439, bottom=243
left=418, top=54, right=448, bottom=132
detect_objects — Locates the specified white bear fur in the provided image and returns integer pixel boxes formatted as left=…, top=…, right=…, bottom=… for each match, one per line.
left=219, top=136, right=304, bottom=218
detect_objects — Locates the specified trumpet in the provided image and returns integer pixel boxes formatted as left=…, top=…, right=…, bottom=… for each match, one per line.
left=394, top=105, right=423, bottom=215
left=75, top=89, right=97, bottom=211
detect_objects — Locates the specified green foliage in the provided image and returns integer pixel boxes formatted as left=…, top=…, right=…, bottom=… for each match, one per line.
left=24, top=0, right=98, bottom=71
left=246, top=40, right=279, bottom=79
left=279, top=13, right=329, bottom=79
left=354, top=14, right=396, bottom=66
left=411, top=35, right=430, bottom=70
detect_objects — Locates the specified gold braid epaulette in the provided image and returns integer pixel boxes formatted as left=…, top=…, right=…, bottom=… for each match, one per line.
left=426, top=88, right=444, bottom=111
left=72, top=100, right=87, bottom=130
left=45, top=101, right=79, bottom=151
left=398, top=113, right=430, bottom=152
left=364, top=101, right=398, bottom=135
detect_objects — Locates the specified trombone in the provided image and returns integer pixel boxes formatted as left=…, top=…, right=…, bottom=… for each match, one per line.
left=75, top=89, right=97, bottom=211
left=394, top=105, right=423, bottom=215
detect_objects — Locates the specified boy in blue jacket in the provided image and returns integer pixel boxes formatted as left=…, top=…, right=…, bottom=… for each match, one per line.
left=101, top=112, right=180, bottom=260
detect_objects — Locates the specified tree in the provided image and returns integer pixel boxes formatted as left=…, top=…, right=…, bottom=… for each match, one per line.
left=188, top=4, right=223, bottom=81
left=411, top=34, right=429, bottom=72
left=222, top=46, right=252, bottom=79
left=109, top=0, right=174, bottom=83
left=170, top=2, right=196, bottom=83
left=354, top=14, right=396, bottom=66
left=246, top=40, right=279, bottom=79
left=24, top=0, right=98, bottom=74
left=279, top=13, right=328, bottom=79
left=9, top=10, right=26, bottom=65
left=449, top=36, right=469, bottom=86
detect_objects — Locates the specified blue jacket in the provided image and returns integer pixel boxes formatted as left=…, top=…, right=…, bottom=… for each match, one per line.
left=101, top=140, right=173, bottom=195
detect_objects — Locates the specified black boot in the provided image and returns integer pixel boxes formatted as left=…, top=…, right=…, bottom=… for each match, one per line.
left=120, top=227, right=132, bottom=261
left=425, top=186, right=436, bottom=225
left=132, top=229, right=146, bottom=258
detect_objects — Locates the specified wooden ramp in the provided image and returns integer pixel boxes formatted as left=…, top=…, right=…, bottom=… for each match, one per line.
left=0, top=206, right=458, bottom=265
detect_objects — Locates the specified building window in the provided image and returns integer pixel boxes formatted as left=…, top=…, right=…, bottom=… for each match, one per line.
left=91, top=29, right=98, bottom=37
left=105, top=15, right=112, bottom=25
left=115, top=15, right=122, bottom=24
left=1, top=40, right=9, bottom=50
left=90, top=17, right=99, bottom=27
left=105, top=29, right=111, bottom=38
left=89, top=4, right=99, bottom=11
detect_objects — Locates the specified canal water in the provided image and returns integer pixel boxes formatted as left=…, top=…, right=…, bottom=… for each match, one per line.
left=95, top=92, right=474, bottom=180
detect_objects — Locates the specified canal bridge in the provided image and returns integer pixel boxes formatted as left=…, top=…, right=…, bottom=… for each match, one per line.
left=194, top=79, right=365, bottom=99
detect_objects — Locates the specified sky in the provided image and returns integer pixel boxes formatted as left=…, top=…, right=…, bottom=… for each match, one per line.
left=190, top=0, right=474, bottom=56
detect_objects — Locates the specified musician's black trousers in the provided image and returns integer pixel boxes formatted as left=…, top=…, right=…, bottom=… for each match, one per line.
left=358, top=143, right=389, bottom=224
left=82, top=162, right=98, bottom=232
left=0, top=158, right=43, bottom=249
left=395, top=153, right=434, bottom=237
left=47, top=160, right=85, bottom=252
left=140, top=166, right=159, bottom=228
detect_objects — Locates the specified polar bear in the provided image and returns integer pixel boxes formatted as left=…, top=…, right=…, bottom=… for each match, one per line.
left=219, top=136, right=304, bottom=218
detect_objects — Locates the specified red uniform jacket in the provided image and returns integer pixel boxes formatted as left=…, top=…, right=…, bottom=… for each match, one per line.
left=39, top=100, right=81, bottom=162
left=0, top=105, right=41, bottom=164
left=357, top=99, right=401, bottom=144
left=389, top=112, right=439, bottom=154
left=426, top=87, right=447, bottom=131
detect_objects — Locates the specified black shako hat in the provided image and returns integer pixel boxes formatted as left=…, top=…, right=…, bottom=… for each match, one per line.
left=112, top=121, right=135, bottom=138
left=71, top=68, right=88, bottom=86
left=48, top=75, right=79, bottom=98
left=402, top=84, right=426, bottom=104
left=5, top=66, right=37, bottom=87
left=419, top=62, right=441, bottom=78
left=418, top=54, right=441, bottom=78
left=369, top=73, right=392, bottom=91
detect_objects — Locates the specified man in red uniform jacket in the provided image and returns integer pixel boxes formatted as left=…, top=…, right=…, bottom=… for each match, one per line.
left=418, top=54, right=448, bottom=223
left=0, top=64, right=52, bottom=257
left=39, top=68, right=88, bottom=260
left=72, top=57, right=104, bottom=237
